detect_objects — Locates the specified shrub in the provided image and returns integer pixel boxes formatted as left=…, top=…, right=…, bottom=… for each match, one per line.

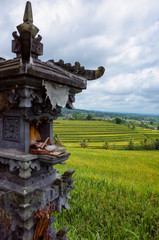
left=86, top=114, right=94, bottom=120
left=110, top=143, right=117, bottom=150
left=79, top=139, right=89, bottom=148
left=115, top=117, right=122, bottom=124
left=128, top=139, right=135, bottom=150
left=153, top=138, right=159, bottom=150
left=140, top=138, right=153, bottom=150
left=103, top=140, right=109, bottom=149
left=138, top=138, right=159, bottom=150
left=53, top=134, right=62, bottom=145
left=135, top=143, right=140, bottom=150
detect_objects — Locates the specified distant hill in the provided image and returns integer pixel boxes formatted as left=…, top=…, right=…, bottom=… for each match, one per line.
left=62, top=108, right=159, bottom=121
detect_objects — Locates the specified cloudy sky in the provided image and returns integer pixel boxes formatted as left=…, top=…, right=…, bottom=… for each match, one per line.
left=0, top=0, right=159, bottom=114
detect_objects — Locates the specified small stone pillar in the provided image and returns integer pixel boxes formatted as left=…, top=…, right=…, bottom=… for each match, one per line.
left=0, top=2, right=104, bottom=239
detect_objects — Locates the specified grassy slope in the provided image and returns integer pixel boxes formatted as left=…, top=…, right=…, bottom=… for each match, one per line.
left=53, top=121, right=159, bottom=239
left=53, top=120, right=159, bottom=147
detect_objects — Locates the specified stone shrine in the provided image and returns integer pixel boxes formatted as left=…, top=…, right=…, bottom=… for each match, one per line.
left=0, top=2, right=104, bottom=239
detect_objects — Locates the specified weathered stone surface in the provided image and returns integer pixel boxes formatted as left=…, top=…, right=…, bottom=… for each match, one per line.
left=56, top=226, right=69, bottom=240
left=0, top=1, right=104, bottom=239
left=0, top=150, right=75, bottom=239
left=47, top=59, right=105, bottom=80
left=23, top=1, right=33, bottom=23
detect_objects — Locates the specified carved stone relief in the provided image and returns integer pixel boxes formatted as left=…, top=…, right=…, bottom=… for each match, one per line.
left=0, top=157, right=41, bottom=179
left=3, top=116, right=20, bottom=142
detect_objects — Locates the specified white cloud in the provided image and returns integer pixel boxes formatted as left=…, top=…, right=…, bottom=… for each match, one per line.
left=75, top=67, right=159, bottom=114
left=0, top=0, right=159, bottom=114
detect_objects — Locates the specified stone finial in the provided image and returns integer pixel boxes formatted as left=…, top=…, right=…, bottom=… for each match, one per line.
left=23, top=1, right=33, bottom=23
left=12, top=1, right=43, bottom=61
left=17, top=1, right=39, bottom=38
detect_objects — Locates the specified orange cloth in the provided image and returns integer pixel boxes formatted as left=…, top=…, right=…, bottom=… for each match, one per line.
left=30, top=125, right=41, bottom=141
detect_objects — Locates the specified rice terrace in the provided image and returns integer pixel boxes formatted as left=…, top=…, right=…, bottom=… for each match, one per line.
left=53, top=119, right=159, bottom=240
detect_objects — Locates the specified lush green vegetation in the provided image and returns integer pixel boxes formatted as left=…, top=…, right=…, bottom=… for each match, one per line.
left=54, top=149, right=159, bottom=239
left=53, top=120, right=159, bottom=239
left=62, top=108, right=159, bottom=129
left=53, top=120, right=159, bottom=148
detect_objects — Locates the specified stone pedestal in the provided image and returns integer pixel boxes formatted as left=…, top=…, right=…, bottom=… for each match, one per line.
left=0, top=149, right=74, bottom=240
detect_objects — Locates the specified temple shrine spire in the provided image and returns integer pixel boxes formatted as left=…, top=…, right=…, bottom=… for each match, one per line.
left=23, top=1, right=33, bottom=23
left=12, top=1, right=43, bottom=62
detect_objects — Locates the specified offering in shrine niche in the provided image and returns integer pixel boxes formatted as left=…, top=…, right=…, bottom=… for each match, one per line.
left=29, top=119, right=67, bottom=156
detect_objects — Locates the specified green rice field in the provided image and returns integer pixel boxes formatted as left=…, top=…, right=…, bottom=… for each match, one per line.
left=53, top=120, right=159, bottom=148
left=53, top=120, right=159, bottom=240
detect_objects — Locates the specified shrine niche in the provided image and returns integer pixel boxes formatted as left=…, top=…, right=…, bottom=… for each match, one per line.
left=0, top=1, right=105, bottom=239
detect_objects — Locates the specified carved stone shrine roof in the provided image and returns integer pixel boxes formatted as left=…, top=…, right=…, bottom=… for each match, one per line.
left=0, top=1, right=104, bottom=93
